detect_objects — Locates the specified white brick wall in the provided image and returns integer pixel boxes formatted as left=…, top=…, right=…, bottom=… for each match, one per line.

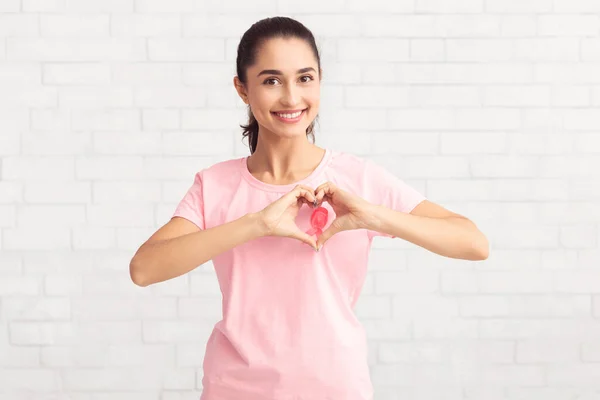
left=0, top=0, right=599, bottom=398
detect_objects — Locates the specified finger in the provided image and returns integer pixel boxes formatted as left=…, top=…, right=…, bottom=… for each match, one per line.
left=315, top=184, right=333, bottom=204
left=296, top=183, right=316, bottom=194
left=315, top=181, right=336, bottom=193
left=297, top=192, right=316, bottom=205
left=314, top=188, right=324, bottom=204
left=293, top=185, right=317, bottom=204
left=297, top=197, right=313, bottom=208
left=283, top=188, right=312, bottom=207
left=314, top=181, right=328, bottom=193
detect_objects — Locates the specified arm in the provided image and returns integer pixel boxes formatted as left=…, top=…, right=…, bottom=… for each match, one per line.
left=129, top=213, right=266, bottom=287
left=367, top=201, right=489, bottom=261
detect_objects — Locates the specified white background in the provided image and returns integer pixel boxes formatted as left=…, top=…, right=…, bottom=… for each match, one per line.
left=1, top=0, right=600, bottom=399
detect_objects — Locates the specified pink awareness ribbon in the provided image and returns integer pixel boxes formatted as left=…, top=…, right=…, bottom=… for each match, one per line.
left=305, top=206, right=328, bottom=237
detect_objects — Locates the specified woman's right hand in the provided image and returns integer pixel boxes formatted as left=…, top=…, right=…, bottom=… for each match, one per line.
left=256, top=184, right=319, bottom=251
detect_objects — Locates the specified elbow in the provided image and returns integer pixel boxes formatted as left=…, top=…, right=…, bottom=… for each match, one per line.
left=129, top=258, right=151, bottom=287
left=460, top=231, right=489, bottom=261
left=473, top=235, right=489, bottom=261
left=476, top=246, right=489, bottom=261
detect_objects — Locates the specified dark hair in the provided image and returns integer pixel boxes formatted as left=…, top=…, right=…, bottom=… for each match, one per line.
left=236, top=16, right=322, bottom=154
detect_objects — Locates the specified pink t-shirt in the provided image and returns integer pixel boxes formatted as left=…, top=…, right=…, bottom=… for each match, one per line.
left=172, top=148, right=426, bottom=400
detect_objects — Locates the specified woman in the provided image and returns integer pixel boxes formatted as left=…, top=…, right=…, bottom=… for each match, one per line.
left=130, top=16, right=489, bottom=400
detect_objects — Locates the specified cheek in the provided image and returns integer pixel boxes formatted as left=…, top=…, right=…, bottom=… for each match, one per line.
left=307, top=91, right=320, bottom=110
left=251, top=94, right=268, bottom=108
left=249, top=98, right=272, bottom=120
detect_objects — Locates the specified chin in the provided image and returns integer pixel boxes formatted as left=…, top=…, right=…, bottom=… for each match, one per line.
left=274, top=129, right=309, bottom=138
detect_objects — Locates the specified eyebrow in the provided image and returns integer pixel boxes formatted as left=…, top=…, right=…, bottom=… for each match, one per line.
left=257, top=67, right=316, bottom=78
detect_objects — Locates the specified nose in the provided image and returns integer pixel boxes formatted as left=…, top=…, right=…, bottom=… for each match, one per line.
left=281, top=85, right=300, bottom=107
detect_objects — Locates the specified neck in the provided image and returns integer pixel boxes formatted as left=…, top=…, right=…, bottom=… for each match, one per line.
left=247, top=136, right=325, bottom=185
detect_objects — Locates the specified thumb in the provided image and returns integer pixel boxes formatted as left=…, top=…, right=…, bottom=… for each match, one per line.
left=290, top=230, right=318, bottom=251
left=316, top=225, right=340, bottom=251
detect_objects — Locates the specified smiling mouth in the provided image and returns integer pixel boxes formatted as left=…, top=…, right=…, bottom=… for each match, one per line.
left=270, top=108, right=308, bottom=122
left=271, top=108, right=307, bottom=116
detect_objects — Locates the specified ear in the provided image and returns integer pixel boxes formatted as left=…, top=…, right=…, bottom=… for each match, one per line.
left=233, top=76, right=248, bottom=104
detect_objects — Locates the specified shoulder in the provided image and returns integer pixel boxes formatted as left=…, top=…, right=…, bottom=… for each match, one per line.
left=322, top=149, right=379, bottom=194
left=327, top=149, right=370, bottom=174
left=191, top=156, right=243, bottom=179
left=327, top=150, right=393, bottom=185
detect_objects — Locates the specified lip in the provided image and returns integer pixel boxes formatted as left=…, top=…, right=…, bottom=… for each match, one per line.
left=273, top=109, right=305, bottom=113
left=271, top=108, right=307, bottom=123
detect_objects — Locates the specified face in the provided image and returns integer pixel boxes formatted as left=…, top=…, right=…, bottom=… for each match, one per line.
left=234, top=37, right=321, bottom=139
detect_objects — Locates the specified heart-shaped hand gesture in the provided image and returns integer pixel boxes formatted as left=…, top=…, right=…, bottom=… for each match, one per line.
left=256, top=184, right=320, bottom=251
left=313, top=181, right=375, bottom=250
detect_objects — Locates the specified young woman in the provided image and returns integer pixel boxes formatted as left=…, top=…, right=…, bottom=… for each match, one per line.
left=130, top=16, right=489, bottom=400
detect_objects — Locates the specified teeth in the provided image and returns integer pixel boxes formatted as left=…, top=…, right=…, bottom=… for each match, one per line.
left=276, top=110, right=302, bottom=119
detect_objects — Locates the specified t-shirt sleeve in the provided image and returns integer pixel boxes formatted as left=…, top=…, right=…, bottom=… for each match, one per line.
left=363, top=159, right=427, bottom=239
left=171, top=170, right=205, bottom=230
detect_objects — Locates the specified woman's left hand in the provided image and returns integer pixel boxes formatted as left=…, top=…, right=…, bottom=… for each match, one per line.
left=313, top=181, right=376, bottom=250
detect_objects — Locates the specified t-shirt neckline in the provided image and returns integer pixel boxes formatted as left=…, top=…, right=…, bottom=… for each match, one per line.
left=240, top=148, right=332, bottom=192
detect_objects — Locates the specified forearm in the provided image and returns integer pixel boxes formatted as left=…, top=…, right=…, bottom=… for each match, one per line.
left=368, top=204, right=489, bottom=260
left=131, top=212, right=266, bottom=286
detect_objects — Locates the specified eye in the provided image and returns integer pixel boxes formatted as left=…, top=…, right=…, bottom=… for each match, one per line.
left=263, top=75, right=314, bottom=86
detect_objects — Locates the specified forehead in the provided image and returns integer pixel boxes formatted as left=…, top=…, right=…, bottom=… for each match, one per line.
left=252, top=37, right=317, bottom=73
